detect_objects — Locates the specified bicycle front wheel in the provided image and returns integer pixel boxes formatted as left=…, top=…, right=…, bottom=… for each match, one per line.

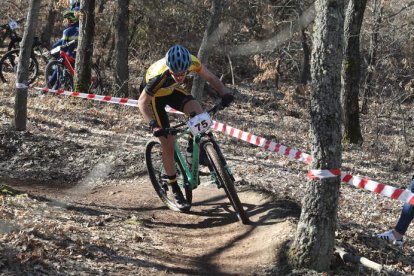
left=145, top=139, right=192, bottom=212
left=204, top=143, right=249, bottom=224
left=45, top=60, right=73, bottom=91
left=0, top=49, right=39, bottom=84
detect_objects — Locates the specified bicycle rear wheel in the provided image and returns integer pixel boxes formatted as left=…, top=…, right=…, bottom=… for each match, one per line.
left=45, top=60, right=73, bottom=91
left=145, top=139, right=192, bottom=212
left=0, top=49, right=39, bottom=84
left=204, top=143, right=249, bottom=224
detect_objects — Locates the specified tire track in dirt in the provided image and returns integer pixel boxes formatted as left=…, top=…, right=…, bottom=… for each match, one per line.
left=5, top=176, right=300, bottom=275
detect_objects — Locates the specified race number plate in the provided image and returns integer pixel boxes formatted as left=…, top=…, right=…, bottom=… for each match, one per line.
left=187, top=112, right=212, bottom=135
left=8, top=21, right=18, bottom=30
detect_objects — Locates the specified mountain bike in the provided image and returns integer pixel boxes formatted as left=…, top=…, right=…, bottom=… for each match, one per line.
left=0, top=36, right=49, bottom=85
left=45, top=40, right=103, bottom=93
left=145, top=101, right=250, bottom=224
left=0, top=20, right=22, bottom=50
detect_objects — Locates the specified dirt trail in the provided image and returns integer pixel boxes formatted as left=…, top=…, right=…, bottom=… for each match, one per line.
left=6, top=174, right=298, bottom=275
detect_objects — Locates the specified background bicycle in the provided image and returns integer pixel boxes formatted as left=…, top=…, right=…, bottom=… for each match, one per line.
left=0, top=36, right=50, bottom=85
left=45, top=40, right=103, bottom=94
left=0, top=19, right=23, bottom=51
left=145, top=101, right=250, bottom=224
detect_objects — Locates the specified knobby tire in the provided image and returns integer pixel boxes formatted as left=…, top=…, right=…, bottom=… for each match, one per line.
left=204, top=143, right=249, bottom=224
left=0, top=49, right=39, bottom=84
left=145, top=139, right=192, bottom=212
left=45, top=60, right=73, bottom=91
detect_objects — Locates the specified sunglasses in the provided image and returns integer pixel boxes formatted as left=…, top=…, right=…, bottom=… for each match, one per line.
left=170, top=71, right=187, bottom=77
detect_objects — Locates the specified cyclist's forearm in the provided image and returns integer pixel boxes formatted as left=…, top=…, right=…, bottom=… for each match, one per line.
left=198, top=65, right=231, bottom=97
left=138, top=92, right=155, bottom=124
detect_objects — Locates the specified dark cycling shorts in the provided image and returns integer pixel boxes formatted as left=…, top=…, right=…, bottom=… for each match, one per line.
left=150, top=87, right=195, bottom=128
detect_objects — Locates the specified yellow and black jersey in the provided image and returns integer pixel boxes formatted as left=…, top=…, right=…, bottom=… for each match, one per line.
left=142, top=55, right=202, bottom=97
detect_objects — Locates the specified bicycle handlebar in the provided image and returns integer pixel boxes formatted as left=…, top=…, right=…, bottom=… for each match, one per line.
left=154, top=100, right=226, bottom=137
left=50, top=40, right=77, bottom=55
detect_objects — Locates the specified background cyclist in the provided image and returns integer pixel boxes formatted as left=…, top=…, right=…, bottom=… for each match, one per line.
left=51, top=10, right=79, bottom=59
left=138, top=44, right=234, bottom=210
left=48, top=10, right=79, bottom=87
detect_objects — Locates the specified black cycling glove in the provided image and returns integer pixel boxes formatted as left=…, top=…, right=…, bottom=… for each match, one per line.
left=221, top=93, right=234, bottom=108
left=148, top=120, right=158, bottom=130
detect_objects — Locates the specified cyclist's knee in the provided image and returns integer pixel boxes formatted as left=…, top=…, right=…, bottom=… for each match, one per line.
left=183, top=99, right=203, bottom=115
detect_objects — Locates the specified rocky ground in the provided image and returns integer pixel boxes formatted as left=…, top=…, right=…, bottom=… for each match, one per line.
left=0, top=81, right=414, bottom=275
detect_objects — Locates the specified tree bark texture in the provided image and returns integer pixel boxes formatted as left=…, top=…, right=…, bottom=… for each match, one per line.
left=361, top=0, right=382, bottom=114
left=14, top=0, right=41, bottom=131
left=297, top=0, right=311, bottom=85
left=75, top=0, right=96, bottom=93
left=300, top=28, right=311, bottom=85
left=113, top=0, right=129, bottom=97
left=40, top=0, right=57, bottom=47
left=191, top=0, right=223, bottom=100
left=288, top=0, right=344, bottom=272
left=341, top=0, right=366, bottom=144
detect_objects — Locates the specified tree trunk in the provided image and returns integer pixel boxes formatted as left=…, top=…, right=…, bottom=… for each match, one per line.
left=341, top=0, right=366, bottom=144
left=288, top=0, right=344, bottom=272
left=40, top=0, right=57, bottom=47
left=297, top=0, right=311, bottom=85
left=361, top=0, right=382, bottom=114
left=14, top=0, right=41, bottom=131
left=300, top=28, right=311, bottom=85
left=105, top=34, right=115, bottom=69
left=75, top=0, right=96, bottom=93
left=113, top=0, right=129, bottom=97
left=191, top=0, right=223, bottom=100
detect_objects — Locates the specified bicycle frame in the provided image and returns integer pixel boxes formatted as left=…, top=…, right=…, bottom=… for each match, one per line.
left=59, top=50, right=75, bottom=75
left=174, top=127, right=235, bottom=191
left=174, top=129, right=202, bottom=190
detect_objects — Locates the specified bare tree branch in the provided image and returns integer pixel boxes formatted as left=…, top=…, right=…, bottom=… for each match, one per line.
left=386, top=1, right=414, bottom=19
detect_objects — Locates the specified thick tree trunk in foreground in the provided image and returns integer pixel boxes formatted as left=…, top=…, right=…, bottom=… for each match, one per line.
left=15, top=0, right=41, bottom=130
left=288, top=0, right=344, bottom=272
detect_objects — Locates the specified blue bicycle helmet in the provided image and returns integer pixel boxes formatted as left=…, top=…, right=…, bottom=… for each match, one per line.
left=165, top=44, right=191, bottom=73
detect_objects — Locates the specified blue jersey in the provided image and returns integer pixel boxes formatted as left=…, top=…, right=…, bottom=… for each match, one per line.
left=52, top=22, right=79, bottom=58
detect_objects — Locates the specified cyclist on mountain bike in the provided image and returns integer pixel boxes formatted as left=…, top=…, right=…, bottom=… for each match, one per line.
left=51, top=10, right=79, bottom=59
left=138, top=44, right=234, bottom=210
left=48, top=10, right=79, bottom=87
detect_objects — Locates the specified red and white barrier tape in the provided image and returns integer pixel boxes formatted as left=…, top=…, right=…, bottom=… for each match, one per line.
left=36, top=87, right=139, bottom=107
left=34, top=87, right=414, bottom=205
left=308, top=169, right=341, bottom=179
left=340, top=172, right=414, bottom=205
